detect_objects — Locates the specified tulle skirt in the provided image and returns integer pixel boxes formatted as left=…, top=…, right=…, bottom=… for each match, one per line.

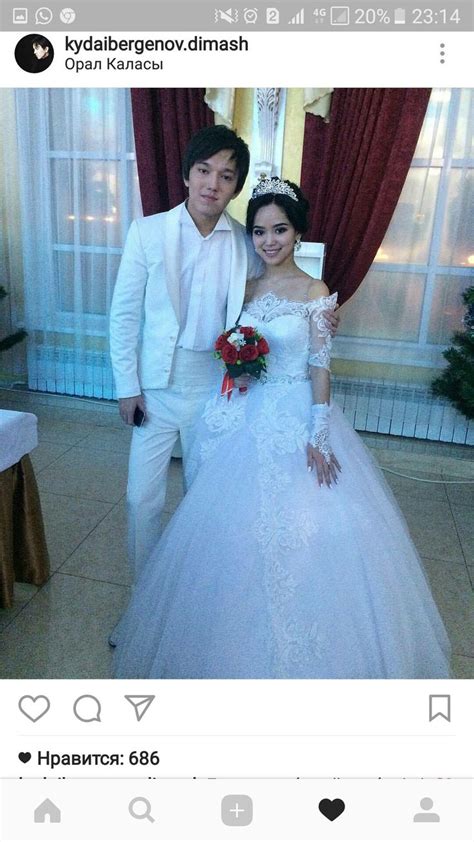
left=113, top=380, right=451, bottom=679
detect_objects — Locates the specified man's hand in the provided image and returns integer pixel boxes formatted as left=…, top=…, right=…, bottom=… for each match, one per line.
left=118, top=394, right=146, bottom=426
left=323, top=303, right=340, bottom=338
left=233, top=373, right=253, bottom=389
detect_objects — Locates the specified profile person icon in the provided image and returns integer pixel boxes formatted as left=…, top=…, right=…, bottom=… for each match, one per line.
left=15, top=34, right=54, bottom=73
left=413, top=797, right=440, bottom=822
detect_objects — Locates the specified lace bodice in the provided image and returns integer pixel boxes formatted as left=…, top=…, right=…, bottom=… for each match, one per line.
left=240, top=291, right=338, bottom=382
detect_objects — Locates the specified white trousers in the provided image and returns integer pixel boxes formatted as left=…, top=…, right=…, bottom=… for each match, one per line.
left=127, top=348, right=220, bottom=578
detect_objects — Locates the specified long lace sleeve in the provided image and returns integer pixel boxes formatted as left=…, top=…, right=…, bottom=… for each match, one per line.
left=307, top=293, right=338, bottom=464
left=308, top=292, right=338, bottom=370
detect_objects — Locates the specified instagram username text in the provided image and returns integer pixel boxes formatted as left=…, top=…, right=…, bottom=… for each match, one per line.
left=65, top=35, right=248, bottom=72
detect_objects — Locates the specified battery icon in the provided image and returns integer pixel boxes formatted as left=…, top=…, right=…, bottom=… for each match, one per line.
left=394, top=8, right=406, bottom=24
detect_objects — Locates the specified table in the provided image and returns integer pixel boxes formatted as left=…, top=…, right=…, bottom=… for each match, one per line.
left=0, top=409, right=50, bottom=609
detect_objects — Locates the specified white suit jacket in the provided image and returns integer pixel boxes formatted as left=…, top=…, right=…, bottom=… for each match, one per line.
left=110, top=202, right=259, bottom=398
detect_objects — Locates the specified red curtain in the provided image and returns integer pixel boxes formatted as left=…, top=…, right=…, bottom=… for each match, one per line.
left=131, top=89, right=214, bottom=216
left=301, top=88, right=431, bottom=305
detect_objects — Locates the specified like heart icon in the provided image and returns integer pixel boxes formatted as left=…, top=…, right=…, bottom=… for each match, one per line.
left=18, top=695, right=50, bottom=722
left=318, top=798, right=346, bottom=821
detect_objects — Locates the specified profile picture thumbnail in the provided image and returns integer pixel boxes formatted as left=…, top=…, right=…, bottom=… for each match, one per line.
left=15, top=34, right=54, bottom=73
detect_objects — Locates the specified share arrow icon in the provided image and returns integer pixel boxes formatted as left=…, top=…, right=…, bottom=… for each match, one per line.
left=124, top=695, right=156, bottom=721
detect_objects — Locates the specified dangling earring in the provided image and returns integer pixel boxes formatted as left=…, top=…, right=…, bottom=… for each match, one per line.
left=294, top=239, right=301, bottom=252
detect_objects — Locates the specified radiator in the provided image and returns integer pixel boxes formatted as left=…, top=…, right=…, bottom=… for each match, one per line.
left=26, top=347, right=473, bottom=444
left=332, top=377, right=473, bottom=445
left=27, top=345, right=115, bottom=400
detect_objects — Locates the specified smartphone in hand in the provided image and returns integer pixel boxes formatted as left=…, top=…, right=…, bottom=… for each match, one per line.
left=133, top=406, right=145, bottom=427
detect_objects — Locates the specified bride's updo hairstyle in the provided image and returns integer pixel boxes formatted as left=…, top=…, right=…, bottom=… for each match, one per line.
left=246, top=177, right=310, bottom=235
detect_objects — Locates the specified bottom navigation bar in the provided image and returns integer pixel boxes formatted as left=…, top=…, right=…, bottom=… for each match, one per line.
left=1, top=778, right=472, bottom=840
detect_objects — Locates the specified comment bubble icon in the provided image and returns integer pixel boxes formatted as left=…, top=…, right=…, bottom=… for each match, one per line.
left=73, top=694, right=102, bottom=723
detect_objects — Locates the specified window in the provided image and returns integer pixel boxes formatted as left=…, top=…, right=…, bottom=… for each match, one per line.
left=14, top=88, right=141, bottom=396
left=335, top=88, right=474, bottom=372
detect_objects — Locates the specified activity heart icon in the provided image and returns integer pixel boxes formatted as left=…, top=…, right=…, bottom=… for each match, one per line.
left=19, top=752, right=31, bottom=764
left=318, top=798, right=345, bottom=821
left=18, top=695, right=50, bottom=722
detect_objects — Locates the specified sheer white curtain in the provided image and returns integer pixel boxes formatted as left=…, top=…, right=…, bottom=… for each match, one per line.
left=0, top=90, right=25, bottom=384
left=335, top=88, right=474, bottom=374
left=13, top=88, right=141, bottom=397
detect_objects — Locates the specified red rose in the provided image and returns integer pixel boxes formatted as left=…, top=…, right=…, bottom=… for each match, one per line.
left=221, top=343, right=239, bottom=364
left=238, top=326, right=254, bottom=337
left=240, top=344, right=259, bottom=362
left=215, top=334, right=227, bottom=351
left=257, top=338, right=270, bottom=355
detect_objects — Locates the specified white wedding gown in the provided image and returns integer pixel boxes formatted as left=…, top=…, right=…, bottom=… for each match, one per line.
left=113, top=293, right=451, bottom=679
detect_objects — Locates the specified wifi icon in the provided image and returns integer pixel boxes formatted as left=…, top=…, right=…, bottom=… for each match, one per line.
left=288, top=7, right=305, bottom=23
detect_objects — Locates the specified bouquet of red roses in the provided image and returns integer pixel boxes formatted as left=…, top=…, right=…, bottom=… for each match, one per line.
left=214, top=325, right=270, bottom=399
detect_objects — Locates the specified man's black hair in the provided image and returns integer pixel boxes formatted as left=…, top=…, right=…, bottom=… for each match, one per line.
left=182, top=125, right=250, bottom=194
left=32, top=35, right=50, bottom=49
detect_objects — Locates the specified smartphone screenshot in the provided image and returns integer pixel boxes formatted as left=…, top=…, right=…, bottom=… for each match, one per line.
left=0, top=0, right=473, bottom=839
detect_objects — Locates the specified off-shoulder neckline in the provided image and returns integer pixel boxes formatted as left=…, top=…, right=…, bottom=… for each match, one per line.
left=244, top=291, right=337, bottom=308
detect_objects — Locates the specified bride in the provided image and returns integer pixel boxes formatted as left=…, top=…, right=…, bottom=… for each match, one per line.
left=113, top=177, right=451, bottom=679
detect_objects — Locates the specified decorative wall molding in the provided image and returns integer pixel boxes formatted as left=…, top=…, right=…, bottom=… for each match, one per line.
left=253, top=87, right=285, bottom=180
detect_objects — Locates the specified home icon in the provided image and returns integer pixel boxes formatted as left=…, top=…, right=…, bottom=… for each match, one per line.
left=34, top=799, right=61, bottom=823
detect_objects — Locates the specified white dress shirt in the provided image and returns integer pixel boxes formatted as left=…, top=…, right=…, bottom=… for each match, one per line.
left=178, top=204, right=233, bottom=351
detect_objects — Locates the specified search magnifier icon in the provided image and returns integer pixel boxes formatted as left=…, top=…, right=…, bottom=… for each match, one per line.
left=129, top=797, right=155, bottom=823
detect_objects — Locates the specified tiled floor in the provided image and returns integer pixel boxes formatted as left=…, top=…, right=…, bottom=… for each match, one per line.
left=1, top=389, right=473, bottom=679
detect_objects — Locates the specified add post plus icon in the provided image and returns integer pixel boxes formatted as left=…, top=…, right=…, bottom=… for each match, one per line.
left=221, top=795, right=253, bottom=827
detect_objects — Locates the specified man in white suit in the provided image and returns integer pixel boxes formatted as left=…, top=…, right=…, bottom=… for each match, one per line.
left=110, top=126, right=261, bottom=574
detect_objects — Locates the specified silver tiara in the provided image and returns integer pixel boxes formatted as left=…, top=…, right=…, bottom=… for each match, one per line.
left=251, top=176, right=298, bottom=202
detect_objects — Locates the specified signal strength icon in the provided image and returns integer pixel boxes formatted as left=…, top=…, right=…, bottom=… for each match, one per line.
left=289, top=7, right=305, bottom=23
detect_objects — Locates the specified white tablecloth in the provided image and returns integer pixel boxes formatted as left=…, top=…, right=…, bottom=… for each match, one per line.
left=0, top=410, right=38, bottom=472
